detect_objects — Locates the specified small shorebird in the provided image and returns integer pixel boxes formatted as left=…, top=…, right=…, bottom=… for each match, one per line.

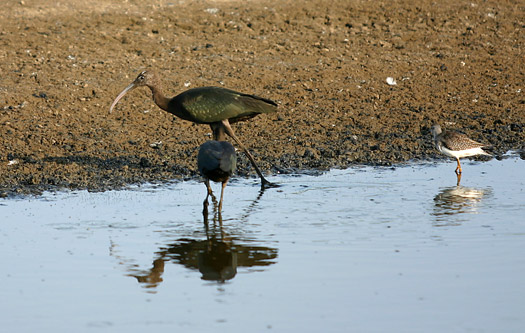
left=431, top=124, right=491, bottom=175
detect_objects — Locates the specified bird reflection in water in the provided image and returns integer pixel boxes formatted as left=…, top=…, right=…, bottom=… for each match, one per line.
left=113, top=189, right=277, bottom=289
left=432, top=183, right=491, bottom=226
left=199, top=204, right=237, bottom=281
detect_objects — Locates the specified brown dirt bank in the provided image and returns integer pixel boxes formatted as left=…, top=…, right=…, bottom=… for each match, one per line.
left=1, top=0, right=524, bottom=196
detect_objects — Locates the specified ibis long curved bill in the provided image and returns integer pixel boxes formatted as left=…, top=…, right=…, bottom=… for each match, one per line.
left=109, top=83, right=136, bottom=113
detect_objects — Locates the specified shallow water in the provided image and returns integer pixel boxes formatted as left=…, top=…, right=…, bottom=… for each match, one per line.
left=1, top=155, right=524, bottom=332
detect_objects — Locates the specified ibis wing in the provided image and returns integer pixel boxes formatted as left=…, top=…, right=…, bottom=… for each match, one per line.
left=218, top=141, right=237, bottom=174
left=172, top=87, right=277, bottom=124
left=236, top=93, right=277, bottom=112
left=197, top=143, right=222, bottom=175
left=221, top=92, right=277, bottom=123
left=198, top=141, right=236, bottom=180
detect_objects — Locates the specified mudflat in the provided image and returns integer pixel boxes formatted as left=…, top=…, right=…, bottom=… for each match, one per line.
left=1, top=0, right=523, bottom=195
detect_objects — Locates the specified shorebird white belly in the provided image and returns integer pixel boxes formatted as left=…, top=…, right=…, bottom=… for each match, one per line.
left=440, top=146, right=489, bottom=159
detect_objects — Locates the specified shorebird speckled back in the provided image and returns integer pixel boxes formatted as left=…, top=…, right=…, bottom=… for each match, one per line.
left=431, top=124, right=491, bottom=175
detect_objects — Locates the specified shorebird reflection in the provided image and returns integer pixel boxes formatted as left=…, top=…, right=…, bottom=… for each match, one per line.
left=432, top=185, right=491, bottom=226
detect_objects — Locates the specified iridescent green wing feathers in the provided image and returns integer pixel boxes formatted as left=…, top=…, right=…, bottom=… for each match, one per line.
left=171, top=87, right=277, bottom=124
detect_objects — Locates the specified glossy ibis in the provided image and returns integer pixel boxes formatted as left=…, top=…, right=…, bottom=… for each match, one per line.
left=109, top=70, right=277, bottom=187
left=198, top=140, right=236, bottom=211
left=431, top=124, right=491, bottom=175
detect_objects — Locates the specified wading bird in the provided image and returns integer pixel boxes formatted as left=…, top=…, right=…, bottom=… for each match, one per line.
left=198, top=140, right=236, bottom=212
left=431, top=124, right=491, bottom=175
left=109, top=70, right=277, bottom=187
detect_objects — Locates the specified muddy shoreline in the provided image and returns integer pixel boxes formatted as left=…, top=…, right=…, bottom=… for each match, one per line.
left=1, top=0, right=523, bottom=196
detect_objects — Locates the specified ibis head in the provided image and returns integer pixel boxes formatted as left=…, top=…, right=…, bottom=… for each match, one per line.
left=109, top=71, right=162, bottom=113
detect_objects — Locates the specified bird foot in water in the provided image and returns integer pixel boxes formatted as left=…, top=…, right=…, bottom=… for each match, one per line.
left=261, top=179, right=280, bottom=189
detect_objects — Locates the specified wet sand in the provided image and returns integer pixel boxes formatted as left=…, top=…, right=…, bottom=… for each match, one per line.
left=1, top=0, right=523, bottom=195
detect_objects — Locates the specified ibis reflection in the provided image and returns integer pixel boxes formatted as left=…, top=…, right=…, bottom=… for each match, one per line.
left=121, top=189, right=277, bottom=289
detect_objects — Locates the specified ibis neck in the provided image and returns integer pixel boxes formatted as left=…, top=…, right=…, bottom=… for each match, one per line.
left=149, top=85, right=170, bottom=112
left=211, top=123, right=227, bottom=141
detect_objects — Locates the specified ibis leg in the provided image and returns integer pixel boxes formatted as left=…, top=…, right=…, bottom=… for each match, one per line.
left=206, top=179, right=213, bottom=196
left=203, top=179, right=211, bottom=215
left=220, top=120, right=276, bottom=188
left=218, top=180, right=228, bottom=212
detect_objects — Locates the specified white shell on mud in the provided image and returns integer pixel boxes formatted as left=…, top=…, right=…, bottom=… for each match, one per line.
left=386, top=77, right=397, bottom=85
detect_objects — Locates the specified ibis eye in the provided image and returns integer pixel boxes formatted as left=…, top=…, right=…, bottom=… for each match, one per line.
left=138, top=71, right=147, bottom=80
